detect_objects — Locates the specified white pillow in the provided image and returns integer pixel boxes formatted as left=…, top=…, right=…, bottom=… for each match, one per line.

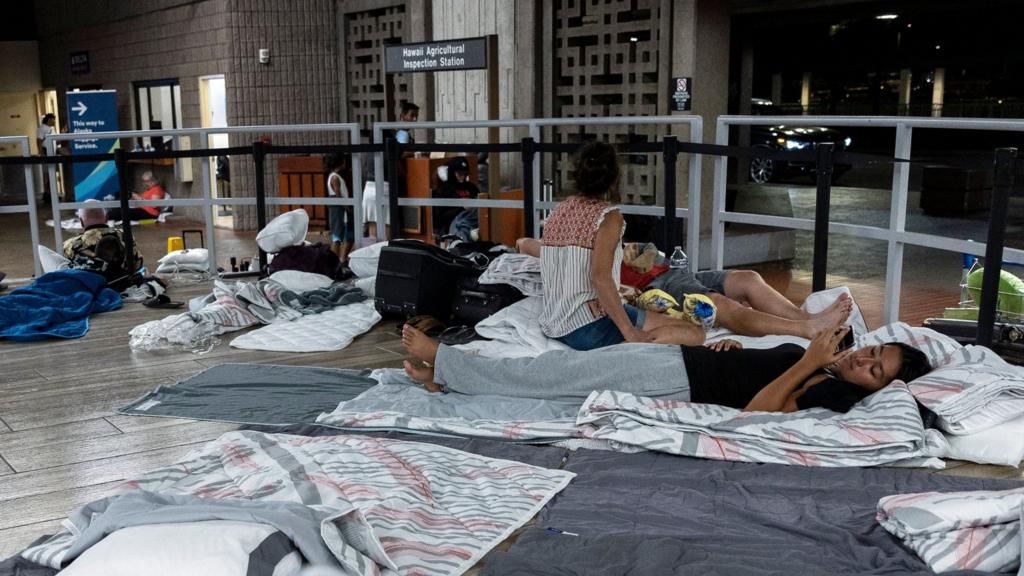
left=354, top=275, right=376, bottom=299
left=158, top=248, right=209, bottom=265
left=57, top=520, right=301, bottom=576
left=348, top=241, right=387, bottom=278
left=256, top=209, right=309, bottom=253
left=801, top=286, right=868, bottom=336
left=38, top=244, right=71, bottom=273
left=268, top=270, right=334, bottom=293
left=943, top=414, right=1024, bottom=467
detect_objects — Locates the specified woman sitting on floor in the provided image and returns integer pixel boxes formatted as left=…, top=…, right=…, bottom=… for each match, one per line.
left=400, top=324, right=931, bottom=413
left=537, top=141, right=704, bottom=351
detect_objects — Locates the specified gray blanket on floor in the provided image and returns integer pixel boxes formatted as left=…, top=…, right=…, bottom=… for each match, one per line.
left=118, top=363, right=376, bottom=425
left=3, top=425, right=1022, bottom=575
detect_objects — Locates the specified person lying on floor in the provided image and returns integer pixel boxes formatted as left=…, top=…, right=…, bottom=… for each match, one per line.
left=531, top=141, right=705, bottom=351
left=517, top=237, right=852, bottom=341
left=400, top=324, right=931, bottom=413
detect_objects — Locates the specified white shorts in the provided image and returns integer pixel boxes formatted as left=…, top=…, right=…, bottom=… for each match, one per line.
left=361, top=181, right=390, bottom=225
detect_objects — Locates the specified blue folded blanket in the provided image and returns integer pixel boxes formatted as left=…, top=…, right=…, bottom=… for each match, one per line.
left=0, top=269, right=122, bottom=341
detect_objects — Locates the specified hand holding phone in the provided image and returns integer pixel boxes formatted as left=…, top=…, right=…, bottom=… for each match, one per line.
left=836, top=327, right=855, bottom=353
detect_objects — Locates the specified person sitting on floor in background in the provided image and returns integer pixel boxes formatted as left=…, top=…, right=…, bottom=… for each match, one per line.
left=400, top=323, right=931, bottom=414
left=535, top=141, right=705, bottom=351
left=514, top=239, right=852, bottom=340
left=107, top=171, right=166, bottom=222
left=433, top=156, right=480, bottom=242
left=325, top=152, right=355, bottom=264
left=62, top=200, right=141, bottom=290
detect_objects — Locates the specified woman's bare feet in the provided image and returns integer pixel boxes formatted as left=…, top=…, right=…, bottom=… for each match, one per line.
left=805, top=293, right=853, bottom=338
left=403, top=360, right=442, bottom=392
left=402, top=324, right=440, bottom=365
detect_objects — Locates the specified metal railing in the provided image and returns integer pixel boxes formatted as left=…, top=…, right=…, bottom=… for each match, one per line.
left=374, top=116, right=703, bottom=264
left=712, top=115, right=1024, bottom=324
left=44, top=123, right=363, bottom=274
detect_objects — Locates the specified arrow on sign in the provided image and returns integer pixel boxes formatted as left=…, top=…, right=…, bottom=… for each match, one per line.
left=72, top=102, right=88, bottom=117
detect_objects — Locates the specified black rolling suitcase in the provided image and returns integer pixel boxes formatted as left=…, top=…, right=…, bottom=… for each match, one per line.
left=451, top=275, right=525, bottom=325
left=374, top=239, right=482, bottom=320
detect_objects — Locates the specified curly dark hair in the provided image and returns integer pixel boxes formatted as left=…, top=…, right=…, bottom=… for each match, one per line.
left=572, top=141, right=620, bottom=199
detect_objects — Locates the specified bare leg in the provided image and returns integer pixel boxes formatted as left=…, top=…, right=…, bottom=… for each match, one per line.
left=722, top=270, right=852, bottom=326
left=710, top=292, right=850, bottom=339
left=339, top=241, right=353, bottom=264
left=402, top=360, right=443, bottom=392
left=366, top=222, right=377, bottom=240
left=402, top=325, right=440, bottom=364
left=722, top=270, right=807, bottom=319
left=641, top=312, right=705, bottom=346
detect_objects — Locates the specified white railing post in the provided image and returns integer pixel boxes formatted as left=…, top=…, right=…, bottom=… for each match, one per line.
left=349, top=126, right=364, bottom=247
left=710, top=117, right=730, bottom=270
left=197, top=130, right=217, bottom=274
left=20, top=138, right=42, bottom=277
left=687, top=117, right=703, bottom=269
left=529, top=122, right=542, bottom=239
left=885, top=123, right=913, bottom=324
left=47, top=138, right=63, bottom=250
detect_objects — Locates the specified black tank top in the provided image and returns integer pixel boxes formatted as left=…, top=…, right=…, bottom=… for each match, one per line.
left=681, top=343, right=869, bottom=412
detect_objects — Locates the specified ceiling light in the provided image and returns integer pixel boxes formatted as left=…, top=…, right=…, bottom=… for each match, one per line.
left=629, top=36, right=639, bottom=42
left=875, top=14, right=898, bottom=20
left=935, top=45, right=941, bottom=50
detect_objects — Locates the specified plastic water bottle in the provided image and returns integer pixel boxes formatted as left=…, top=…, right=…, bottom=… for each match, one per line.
left=961, top=249, right=977, bottom=305
left=669, top=246, right=689, bottom=273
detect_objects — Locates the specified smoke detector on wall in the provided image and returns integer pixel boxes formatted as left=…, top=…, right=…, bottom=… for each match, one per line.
left=259, top=48, right=270, bottom=64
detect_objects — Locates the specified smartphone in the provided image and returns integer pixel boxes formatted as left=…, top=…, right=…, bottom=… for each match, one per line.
left=836, top=327, right=855, bottom=353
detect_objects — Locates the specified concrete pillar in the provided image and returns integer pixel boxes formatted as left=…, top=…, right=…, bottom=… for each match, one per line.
left=408, top=0, right=435, bottom=126
left=800, top=72, right=811, bottom=114
left=898, top=68, right=912, bottom=116
left=931, top=67, right=945, bottom=117
left=671, top=0, right=730, bottom=236
left=771, top=73, right=782, bottom=105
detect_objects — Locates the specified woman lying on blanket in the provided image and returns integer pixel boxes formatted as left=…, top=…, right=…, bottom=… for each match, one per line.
left=400, top=324, right=932, bottom=413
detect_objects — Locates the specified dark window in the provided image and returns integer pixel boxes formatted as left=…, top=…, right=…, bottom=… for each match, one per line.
left=133, top=78, right=182, bottom=150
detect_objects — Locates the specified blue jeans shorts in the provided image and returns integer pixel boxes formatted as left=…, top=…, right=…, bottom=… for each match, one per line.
left=328, top=205, right=355, bottom=243
left=557, top=304, right=647, bottom=351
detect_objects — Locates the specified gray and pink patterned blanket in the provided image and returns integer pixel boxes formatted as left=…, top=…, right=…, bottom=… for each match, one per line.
left=22, top=431, right=574, bottom=575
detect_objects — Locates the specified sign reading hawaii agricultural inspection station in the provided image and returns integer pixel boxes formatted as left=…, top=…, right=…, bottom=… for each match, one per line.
left=384, top=37, right=488, bottom=73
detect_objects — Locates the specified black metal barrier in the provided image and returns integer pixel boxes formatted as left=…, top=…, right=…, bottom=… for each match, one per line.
left=976, top=148, right=1018, bottom=347
left=2, top=133, right=999, bottom=291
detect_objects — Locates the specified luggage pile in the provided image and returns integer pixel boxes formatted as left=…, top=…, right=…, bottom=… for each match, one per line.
left=374, top=239, right=523, bottom=326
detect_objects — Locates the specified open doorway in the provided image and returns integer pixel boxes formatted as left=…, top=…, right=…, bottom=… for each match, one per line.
left=199, top=75, right=230, bottom=228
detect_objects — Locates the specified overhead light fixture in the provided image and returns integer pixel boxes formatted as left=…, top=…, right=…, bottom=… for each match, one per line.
left=935, top=45, right=941, bottom=50
left=629, top=36, right=639, bottom=42
left=875, top=14, right=898, bottom=20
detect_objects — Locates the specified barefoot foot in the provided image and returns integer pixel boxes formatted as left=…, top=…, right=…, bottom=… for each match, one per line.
left=403, top=360, right=442, bottom=392
left=805, top=293, right=853, bottom=338
left=402, top=324, right=440, bottom=365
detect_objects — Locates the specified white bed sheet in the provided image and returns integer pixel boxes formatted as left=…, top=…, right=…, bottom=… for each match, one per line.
left=230, top=301, right=380, bottom=352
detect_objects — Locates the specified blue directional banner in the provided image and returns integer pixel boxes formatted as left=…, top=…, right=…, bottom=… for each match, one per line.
left=67, top=90, right=120, bottom=201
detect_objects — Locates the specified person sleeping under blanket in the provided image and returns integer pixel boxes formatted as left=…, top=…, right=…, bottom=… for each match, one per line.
left=399, top=324, right=932, bottom=413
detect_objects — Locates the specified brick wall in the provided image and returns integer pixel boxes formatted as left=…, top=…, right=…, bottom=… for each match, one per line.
left=36, top=0, right=232, bottom=221
left=35, top=0, right=349, bottom=229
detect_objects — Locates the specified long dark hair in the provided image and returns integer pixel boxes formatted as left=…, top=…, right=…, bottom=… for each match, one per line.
left=572, top=141, right=620, bottom=199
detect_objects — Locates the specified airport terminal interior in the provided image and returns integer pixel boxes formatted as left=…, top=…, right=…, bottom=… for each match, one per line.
left=1, top=1, right=1024, bottom=574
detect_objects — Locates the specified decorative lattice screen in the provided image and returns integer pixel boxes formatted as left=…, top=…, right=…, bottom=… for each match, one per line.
left=552, top=0, right=663, bottom=204
left=345, top=5, right=410, bottom=138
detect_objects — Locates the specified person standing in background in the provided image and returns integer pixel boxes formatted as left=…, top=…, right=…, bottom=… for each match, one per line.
left=36, top=114, right=56, bottom=202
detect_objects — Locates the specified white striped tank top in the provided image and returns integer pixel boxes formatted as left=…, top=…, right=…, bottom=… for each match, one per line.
left=539, top=195, right=624, bottom=338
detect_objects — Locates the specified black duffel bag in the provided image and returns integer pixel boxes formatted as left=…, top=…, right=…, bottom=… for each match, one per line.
left=374, top=239, right=483, bottom=320
left=451, top=275, right=525, bottom=325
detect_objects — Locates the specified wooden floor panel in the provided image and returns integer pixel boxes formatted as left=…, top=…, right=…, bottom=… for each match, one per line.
left=0, top=272, right=1020, bottom=559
